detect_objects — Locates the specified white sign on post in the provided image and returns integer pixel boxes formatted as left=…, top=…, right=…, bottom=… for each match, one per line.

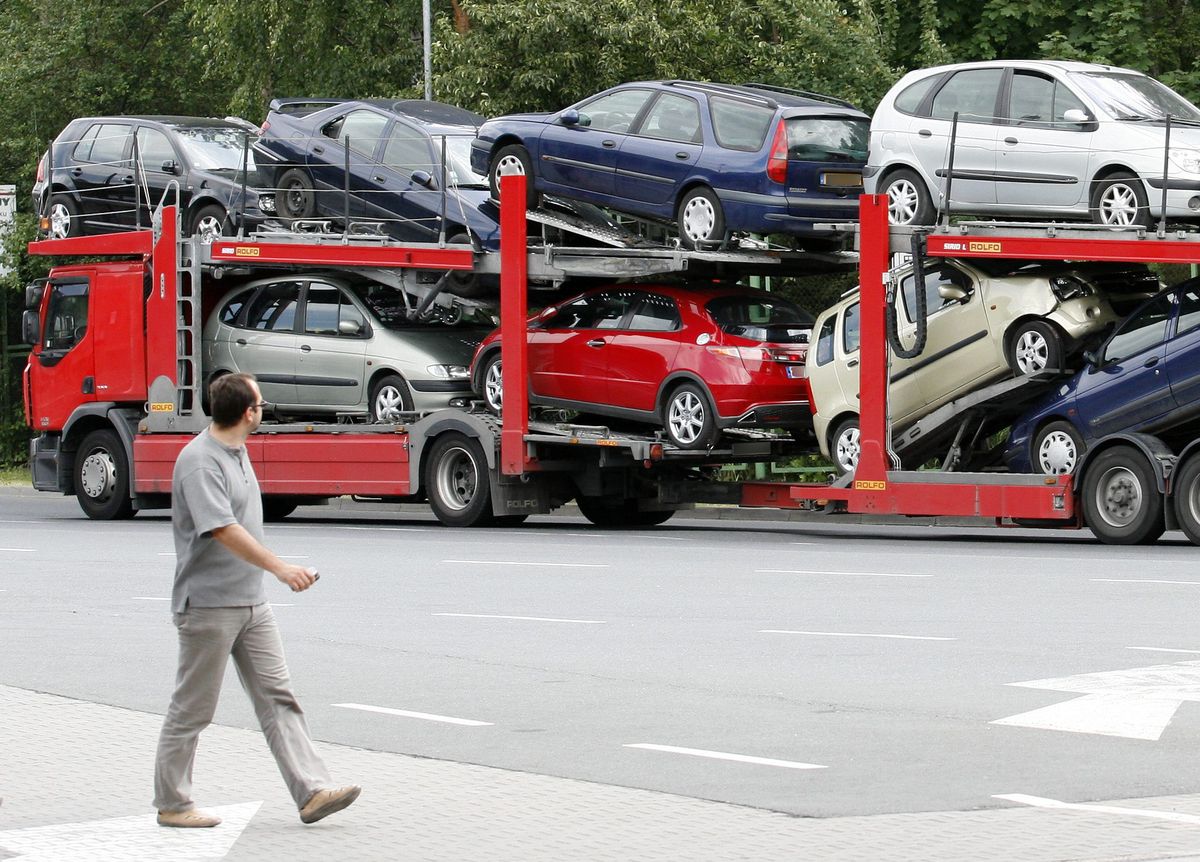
left=0, top=184, right=15, bottom=278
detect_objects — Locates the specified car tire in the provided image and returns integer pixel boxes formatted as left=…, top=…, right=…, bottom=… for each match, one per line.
left=370, top=374, right=413, bottom=423
left=46, top=193, right=81, bottom=239
left=478, top=353, right=503, bottom=414
left=444, top=232, right=496, bottom=298
left=882, top=168, right=935, bottom=226
left=1032, top=420, right=1085, bottom=475
left=1080, top=445, right=1165, bottom=545
left=424, top=431, right=495, bottom=527
left=1007, top=320, right=1062, bottom=375
left=74, top=429, right=135, bottom=520
left=1090, top=172, right=1152, bottom=228
left=1171, top=454, right=1200, bottom=545
left=830, top=417, right=861, bottom=475
left=262, top=497, right=299, bottom=521
left=576, top=495, right=675, bottom=528
left=488, top=144, right=539, bottom=209
left=676, top=186, right=725, bottom=250
left=190, top=203, right=228, bottom=243
left=277, top=168, right=316, bottom=220
left=663, top=382, right=718, bottom=449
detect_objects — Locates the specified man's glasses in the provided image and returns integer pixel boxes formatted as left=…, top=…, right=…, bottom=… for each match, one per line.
left=253, top=402, right=268, bottom=410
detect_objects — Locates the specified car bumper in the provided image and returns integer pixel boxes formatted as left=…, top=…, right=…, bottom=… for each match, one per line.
left=718, top=189, right=860, bottom=235
left=409, top=380, right=474, bottom=411
left=724, top=402, right=813, bottom=429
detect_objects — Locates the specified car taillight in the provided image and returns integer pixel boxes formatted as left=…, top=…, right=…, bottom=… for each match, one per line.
left=35, top=153, right=45, bottom=184
left=260, top=120, right=270, bottom=133
left=766, top=121, right=788, bottom=184
left=707, top=345, right=807, bottom=363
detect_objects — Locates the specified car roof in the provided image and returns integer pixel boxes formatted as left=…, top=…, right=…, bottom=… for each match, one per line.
left=270, top=98, right=484, bottom=131
left=898, top=60, right=1145, bottom=79
left=614, top=80, right=860, bottom=112
left=568, top=281, right=792, bottom=303
left=67, top=116, right=247, bottom=130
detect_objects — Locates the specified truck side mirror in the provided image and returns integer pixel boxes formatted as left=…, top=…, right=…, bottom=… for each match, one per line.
left=21, top=310, right=40, bottom=345
left=25, top=283, right=45, bottom=309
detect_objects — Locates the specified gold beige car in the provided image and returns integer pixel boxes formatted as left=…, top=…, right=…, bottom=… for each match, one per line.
left=807, top=259, right=1160, bottom=472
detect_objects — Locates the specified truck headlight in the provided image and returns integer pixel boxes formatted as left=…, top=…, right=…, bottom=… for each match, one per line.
left=427, top=364, right=469, bottom=379
left=1170, top=148, right=1200, bottom=173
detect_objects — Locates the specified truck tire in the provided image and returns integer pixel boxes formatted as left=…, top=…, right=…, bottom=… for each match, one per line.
left=1080, top=446, right=1165, bottom=545
left=444, top=232, right=496, bottom=299
left=1171, top=454, right=1200, bottom=545
left=74, top=428, right=135, bottom=520
left=576, top=495, right=674, bottom=528
left=262, top=497, right=299, bottom=521
left=425, top=432, right=495, bottom=527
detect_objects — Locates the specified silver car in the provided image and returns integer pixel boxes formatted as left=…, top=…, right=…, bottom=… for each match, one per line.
left=866, top=60, right=1200, bottom=227
left=203, top=273, right=495, bottom=420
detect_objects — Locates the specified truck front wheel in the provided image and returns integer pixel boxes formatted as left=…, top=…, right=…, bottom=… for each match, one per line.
left=74, top=429, right=135, bottom=520
left=425, top=432, right=495, bottom=527
left=1171, top=454, right=1200, bottom=545
left=1081, top=446, right=1164, bottom=545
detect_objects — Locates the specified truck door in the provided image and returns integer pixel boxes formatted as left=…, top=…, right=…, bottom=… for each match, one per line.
left=28, top=277, right=95, bottom=431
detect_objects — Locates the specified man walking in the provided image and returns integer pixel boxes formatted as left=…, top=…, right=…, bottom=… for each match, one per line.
left=154, top=372, right=360, bottom=827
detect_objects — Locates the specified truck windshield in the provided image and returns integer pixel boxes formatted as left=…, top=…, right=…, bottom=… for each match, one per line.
left=176, top=127, right=256, bottom=171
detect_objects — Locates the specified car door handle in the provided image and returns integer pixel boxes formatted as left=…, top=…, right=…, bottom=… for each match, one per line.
left=71, top=167, right=83, bottom=177
left=586, top=339, right=606, bottom=347
left=847, top=358, right=860, bottom=368
left=120, top=175, right=134, bottom=184
left=235, top=338, right=247, bottom=346
left=312, top=145, right=325, bottom=154
left=675, top=152, right=690, bottom=160
left=1144, top=356, right=1160, bottom=368
left=601, top=140, right=617, bottom=149
left=1004, top=137, right=1019, bottom=145
left=918, top=129, right=932, bottom=137
left=372, top=175, right=385, bottom=183
left=300, top=344, right=312, bottom=352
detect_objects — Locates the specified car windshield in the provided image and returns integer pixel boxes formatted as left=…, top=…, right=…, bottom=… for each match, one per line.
left=1068, top=71, right=1200, bottom=122
left=176, top=127, right=256, bottom=171
left=706, top=295, right=814, bottom=343
left=440, top=134, right=488, bottom=187
left=785, top=117, right=868, bottom=163
left=346, top=281, right=495, bottom=329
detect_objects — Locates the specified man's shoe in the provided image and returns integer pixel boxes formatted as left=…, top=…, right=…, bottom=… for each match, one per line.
left=299, top=785, right=361, bottom=824
left=157, top=808, right=222, bottom=828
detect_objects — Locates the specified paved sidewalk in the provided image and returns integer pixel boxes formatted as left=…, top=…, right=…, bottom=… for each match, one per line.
left=2, top=686, right=1200, bottom=861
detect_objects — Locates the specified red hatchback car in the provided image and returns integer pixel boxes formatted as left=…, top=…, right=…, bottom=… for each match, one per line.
left=469, top=283, right=814, bottom=448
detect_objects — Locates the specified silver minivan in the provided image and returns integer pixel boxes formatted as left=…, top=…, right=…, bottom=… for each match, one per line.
left=865, top=60, right=1200, bottom=227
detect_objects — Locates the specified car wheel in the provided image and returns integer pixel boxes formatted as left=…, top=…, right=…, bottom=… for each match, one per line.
left=74, top=429, right=135, bottom=520
left=664, top=382, right=718, bottom=449
left=424, top=432, right=495, bottom=527
left=1081, top=446, right=1165, bottom=545
left=277, top=168, right=316, bottom=220
left=190, top=204, right=228, bottom=243
left=831, top=417, right=861, bottom=475
left=489, top=144, right=539, bottom=208
left=1032, top=420, right=1085, bottom=475
left=478, top=353, right=503, bottom=414
left=1008, top=320, right=1062, bottom=375
left=47, top=194, right=81, bottom=239
left=1090, top=172, right=1151, bottom=228
left=676, top=187, right=725, bottom=250
left=882, top=168, right=935, bottom=226
left=262, top=497, right=299, bottom=521
left=576, top=495, right=675, bottom=528
left=370, top=374, right=413, bottom=422
left=1171, top=454, right=1200, bottom=545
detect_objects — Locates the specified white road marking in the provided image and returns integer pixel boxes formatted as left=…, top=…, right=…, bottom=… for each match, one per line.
left=441, top=559, right=608, bottom=568
left=624, top=744, right=826, bottom=770
left=278, top=555, right=309, bottom=559
left=756, top=569, right=931, bottom=578
left=333, top=702, right=492, bottom=726
left=562, top=532, right=685, bottom=541
left=132, top=597, right=170, bottom=601
left=995, top=793, right=1200, bottom=825
left=157, top=553, right=175, bottom=556
left=0, top=547, right=34, bottom=552
left=760, top=629, right=955, bottom=641
left=1128, top=646, right=1200, bottom=654
left=1093, top=578, right=1200, bottom=585
left=0, top=801, right=260, bottom=859
left=433, top=612, right=606, bottom=624
left=992, top=660, right=1200, bottom=740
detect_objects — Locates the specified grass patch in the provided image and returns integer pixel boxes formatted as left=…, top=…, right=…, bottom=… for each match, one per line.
left=0, top=465, right=30, bottom=486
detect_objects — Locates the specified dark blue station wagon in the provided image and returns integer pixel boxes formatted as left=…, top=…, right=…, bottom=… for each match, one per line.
left=470, top=81, right=869, bottom=249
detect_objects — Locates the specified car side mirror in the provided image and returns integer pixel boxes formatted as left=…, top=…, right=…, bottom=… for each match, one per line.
left=938, top=283, right=968, bottom=303
left=160, top=160, right=180, bottom=175
left=560, top=109, right=581, bottom=127
left=1062, top=109, right=1090, bottom=124
left=1083, top=349, right=1100, bottom=369
left=411, top=170, right=435, bottom=189
left=338, top=319, right=363, bottom=336
left=21, top=310, right=40, bottom=345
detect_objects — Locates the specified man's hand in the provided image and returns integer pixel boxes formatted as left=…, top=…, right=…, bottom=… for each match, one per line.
left=275, top=564, right=319, bottom=593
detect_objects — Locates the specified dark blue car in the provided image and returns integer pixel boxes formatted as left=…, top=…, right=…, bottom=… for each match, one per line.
left=470, top=81, right=869, bottom=249
left=1006, top=278, right=1200, bottom=475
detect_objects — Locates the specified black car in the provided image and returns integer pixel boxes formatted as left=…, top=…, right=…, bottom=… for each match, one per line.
left=33, top=115, right=275, bottom=242
left=253, top=98, right=500, bottom=250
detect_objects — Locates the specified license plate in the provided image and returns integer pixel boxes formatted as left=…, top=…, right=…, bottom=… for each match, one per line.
left=786, top=365, right=805, bottom=378
left=821, top=171, right=862, bottom=188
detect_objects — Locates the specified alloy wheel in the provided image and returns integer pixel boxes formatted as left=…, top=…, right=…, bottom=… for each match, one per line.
left=1098, top=183, right=1142, bottom=226
left=835, top=426, right=861, bottom=473
left=49, top=203, right=72, bottom=239
left=374, top=385, right=406, bottom=421
left=668, top=391, right=706, bottom=445
left=484, top=360, right=503, bottom=412
left=1013, top=330, right=1050, bottom=374
left=887, top=179, right=921, bottom=225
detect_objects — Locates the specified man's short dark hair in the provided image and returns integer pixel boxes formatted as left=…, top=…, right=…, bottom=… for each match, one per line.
left=209, top=373, right=258, bottom=428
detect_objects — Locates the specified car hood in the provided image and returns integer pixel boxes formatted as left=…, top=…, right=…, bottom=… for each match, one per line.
left=486, top=112, right=555, bottom=125
left=441, top=187, right=502, bottom=248
left=377, top=327, right=491, bottom=364
left=1111, top=121, right=1200, bottom=150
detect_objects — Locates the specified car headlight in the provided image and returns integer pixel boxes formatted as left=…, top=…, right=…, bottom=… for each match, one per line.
left=427, top=364, right=469, bottom=379
left=1170, top=148, right=1200, bottom=173
left=258, top=194, right=276, bottom=214
left=1050, top=275, right=1093, bottom=301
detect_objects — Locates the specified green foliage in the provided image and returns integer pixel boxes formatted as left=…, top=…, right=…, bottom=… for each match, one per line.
left=1, top=214, right=48, bottom=467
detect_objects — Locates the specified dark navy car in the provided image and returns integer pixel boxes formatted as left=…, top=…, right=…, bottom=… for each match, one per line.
left=1006, top=278, right=1200, bottom=475
left=470, top=81, right=869, bottom=249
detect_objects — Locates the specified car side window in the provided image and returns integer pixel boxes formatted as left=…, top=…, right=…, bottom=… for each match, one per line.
left=637, top=94, right=702, bottom=144
left=1103, top=293, right=1172, bottom=365
left=709, top=96, right=774, bottom=151
left=304, top=283, right=367, bottom=337
left=843, top=303, right=860, bottom=354
left=324, top=110, right=388, bottom=156
left=930, top=69, right=1003, bottom=124
left=543, top=296, right=599, bottom=329
left=901, top=267, right=961, bottom=322
left=893, top=75, right=942, bottom=116
left=1009, top=72, right=1089, bottom=128
left=218, top=288, right=255, bottom=325
left=71, top=125, right=100, bottom=162
left=383, top=124, right=433, bottom=174
left=135, top=128, right=176, bottom=171
left=814, top=315, right=836, bottom=366
left=86, top=123, right=132, bottom=167
left=626, top=295, right=681, bottom=332
left=244, top=281, right=301, bottom=332
left=1175, top=287, right=1200, bottom=338
left=592, top=292, right=635, bottom=330
left=577, top=90, right=654, bottom=133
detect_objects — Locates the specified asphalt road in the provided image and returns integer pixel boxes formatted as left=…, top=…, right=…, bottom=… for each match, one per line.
left=3, top=487, right=1200, bottom=819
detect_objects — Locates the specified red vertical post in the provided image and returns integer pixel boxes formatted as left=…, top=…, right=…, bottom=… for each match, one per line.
left=499, top=174, right=530, bottom=476
left=145, top=205, right=179, bottom=391
left=855, top=194, right=892, bottom=483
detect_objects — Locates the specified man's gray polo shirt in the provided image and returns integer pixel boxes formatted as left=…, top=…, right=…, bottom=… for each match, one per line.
left=170, top=428, right=267, bottom=613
